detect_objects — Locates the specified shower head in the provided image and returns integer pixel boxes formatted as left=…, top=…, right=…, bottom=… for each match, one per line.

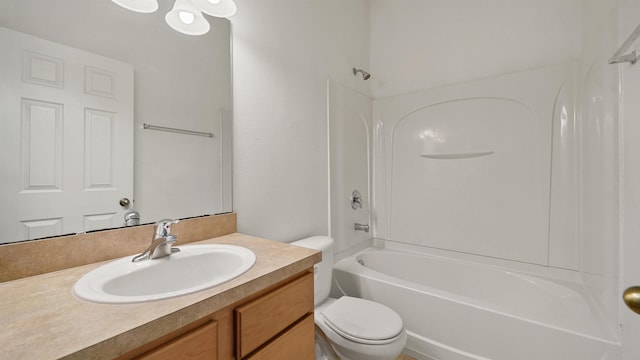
left=353, top=68, right=371, bottom=80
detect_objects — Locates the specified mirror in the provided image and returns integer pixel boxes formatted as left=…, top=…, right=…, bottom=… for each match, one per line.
left=0, top=0, right=232, bottom=244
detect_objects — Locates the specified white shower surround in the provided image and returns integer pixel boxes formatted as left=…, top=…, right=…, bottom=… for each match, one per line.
left=374, top=63, right=578, bottom=268
left=336, top=61, right=621, bottom=359
left=361, top=0, right=621, bottom=345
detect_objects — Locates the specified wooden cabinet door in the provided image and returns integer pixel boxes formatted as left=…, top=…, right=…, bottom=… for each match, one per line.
left=137, top=321, right=218, bottom=360
left=245, top=315, right=315, bottom=360
left=235, top=272, right=313, bottom=358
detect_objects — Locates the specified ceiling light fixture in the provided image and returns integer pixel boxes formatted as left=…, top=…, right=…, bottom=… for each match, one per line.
left=165, top=0, right=210, bottom=36
left=111, top=0, right=237, bottom=36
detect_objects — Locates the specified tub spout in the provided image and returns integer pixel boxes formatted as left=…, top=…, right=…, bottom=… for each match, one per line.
left=354, top=223, right=370, bottom=232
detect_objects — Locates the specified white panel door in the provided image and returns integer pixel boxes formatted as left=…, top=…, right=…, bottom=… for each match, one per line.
left=0, top=27, right=134, bottom=242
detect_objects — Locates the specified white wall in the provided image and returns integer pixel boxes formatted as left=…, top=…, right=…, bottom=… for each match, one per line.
left=231, top=0, right=370, bottom=241
left=370, top=0, right=582, bottom=98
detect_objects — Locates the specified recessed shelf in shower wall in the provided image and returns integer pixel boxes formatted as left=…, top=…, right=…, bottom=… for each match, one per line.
left=419, top=151, right=494, bottom=159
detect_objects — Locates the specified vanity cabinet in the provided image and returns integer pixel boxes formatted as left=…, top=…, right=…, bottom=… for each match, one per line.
left=121, top=270, right=314, bottom=360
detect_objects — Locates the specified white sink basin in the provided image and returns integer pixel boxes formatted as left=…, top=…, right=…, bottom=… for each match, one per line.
left=73, top=244, right=256, bottom=304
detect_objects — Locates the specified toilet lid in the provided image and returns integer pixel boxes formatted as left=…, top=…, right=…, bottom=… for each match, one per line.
left=321, top=296, right=403, bottom=344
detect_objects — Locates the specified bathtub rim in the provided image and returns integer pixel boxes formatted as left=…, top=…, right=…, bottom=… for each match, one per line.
left=332, top=244, right=620, bottom=346
left=374, top=238, right=583, bottom=283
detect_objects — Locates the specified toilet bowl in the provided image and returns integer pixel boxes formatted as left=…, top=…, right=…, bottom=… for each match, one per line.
left=292, top=236, right=407, bottom=360
left=315, top=297, right=407, bottom=360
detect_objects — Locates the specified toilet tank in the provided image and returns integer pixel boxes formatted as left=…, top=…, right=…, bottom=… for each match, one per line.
left=291, top=236, right=333, bottom=306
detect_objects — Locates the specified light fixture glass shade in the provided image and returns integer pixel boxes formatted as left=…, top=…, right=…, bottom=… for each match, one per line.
left=165, top=0, right=211, bottom=36
left=191, top=0, right=237, bottom=18
left=111, top=0, right=158, bottom=13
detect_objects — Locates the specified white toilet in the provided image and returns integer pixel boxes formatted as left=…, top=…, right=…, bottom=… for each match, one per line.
left=292, top=236, right=407, bottom=360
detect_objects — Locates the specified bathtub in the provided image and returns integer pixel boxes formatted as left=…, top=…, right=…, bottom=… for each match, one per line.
left=332, top=247, right=621, bottom=360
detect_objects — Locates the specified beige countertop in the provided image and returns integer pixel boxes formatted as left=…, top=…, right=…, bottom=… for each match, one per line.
left=0, top=233, right=321, bottom=360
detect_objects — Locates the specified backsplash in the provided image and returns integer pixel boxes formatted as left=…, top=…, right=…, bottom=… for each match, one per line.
left=0, top=213, right=237, bottom=282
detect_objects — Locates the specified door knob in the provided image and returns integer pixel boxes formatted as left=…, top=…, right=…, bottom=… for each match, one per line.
left=623, top=286, right=640, bottom=314
left=119, top=198, right=131, bottom=207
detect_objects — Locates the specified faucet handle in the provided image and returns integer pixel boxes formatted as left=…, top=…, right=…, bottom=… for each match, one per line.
left=155, top=219, right=179, bottom=237
left=166, top=234, right=180, bottom=254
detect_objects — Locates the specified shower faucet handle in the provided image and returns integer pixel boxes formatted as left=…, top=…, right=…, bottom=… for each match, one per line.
left=350, top=190, right=363, bottom=210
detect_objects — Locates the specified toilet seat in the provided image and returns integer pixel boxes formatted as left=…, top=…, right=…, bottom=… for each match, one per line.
left=321, top=296, right=403, bottom=345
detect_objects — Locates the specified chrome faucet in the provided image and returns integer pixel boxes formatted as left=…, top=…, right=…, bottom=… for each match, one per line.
left=132, top=219, right=180, bottom=262
left=354, top=223, right=370, bottom=232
